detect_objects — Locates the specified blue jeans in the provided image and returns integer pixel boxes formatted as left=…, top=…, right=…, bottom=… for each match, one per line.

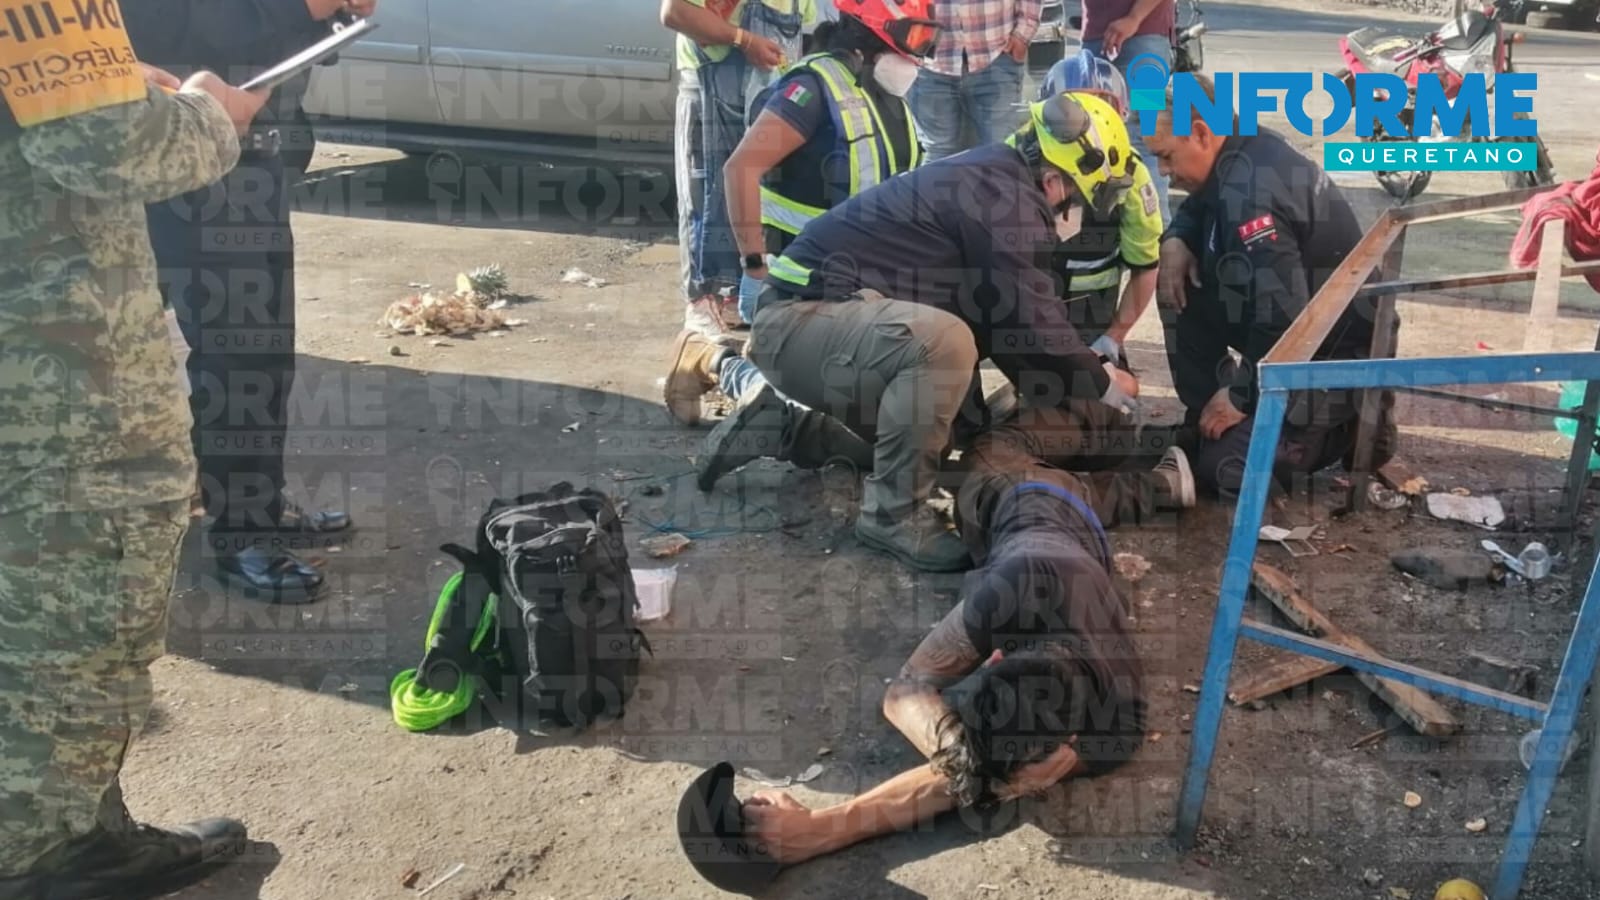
left=695, top=2, right=804, bottom=296
left=673, top=68, right=704, bottom=302
left=907, top=52, right=1028, bottom=161
left=1083, top=34, right=1172, bottom=225
left=719, top=354, right=768, bottom=400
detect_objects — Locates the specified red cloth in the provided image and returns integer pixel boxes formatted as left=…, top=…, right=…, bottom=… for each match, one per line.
left=1510, top=147, right=1600, bottom=292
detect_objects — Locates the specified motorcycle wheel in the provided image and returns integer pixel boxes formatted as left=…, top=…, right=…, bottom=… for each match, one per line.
left=1368, top=127, right=1431, bottom=201
left=1502, top=141, right=1556, bottom=189
left=1376, top=168, right=1433, bottom=201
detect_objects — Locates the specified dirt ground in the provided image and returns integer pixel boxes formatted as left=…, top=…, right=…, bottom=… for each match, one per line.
left=118, top=7, right=1600, bottom=899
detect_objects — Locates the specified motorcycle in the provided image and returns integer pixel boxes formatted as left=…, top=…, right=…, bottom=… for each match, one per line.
left=1065, top=0, right=1208, bottom=72
left=1334, top=0, right=1556, bottom=201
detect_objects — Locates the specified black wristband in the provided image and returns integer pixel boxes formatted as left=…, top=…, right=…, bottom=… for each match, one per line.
left=743, top=253, right=766, bottom=271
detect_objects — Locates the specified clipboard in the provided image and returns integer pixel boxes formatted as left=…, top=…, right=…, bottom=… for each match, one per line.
left=239, top=17, right=380, bottom=93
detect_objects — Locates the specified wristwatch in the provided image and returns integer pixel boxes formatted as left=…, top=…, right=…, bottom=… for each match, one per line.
left=743, top=253, right=766, bottom=271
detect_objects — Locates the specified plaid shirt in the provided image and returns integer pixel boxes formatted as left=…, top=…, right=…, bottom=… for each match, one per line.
left=924, top=0, right=1041, bottom=77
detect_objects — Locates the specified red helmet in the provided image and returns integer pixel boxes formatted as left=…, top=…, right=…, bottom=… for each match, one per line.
left=833, top=0, right=940, bottom=60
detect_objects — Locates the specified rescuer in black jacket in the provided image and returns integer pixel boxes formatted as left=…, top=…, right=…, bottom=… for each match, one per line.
left=127, top=0, right=370, bottom=600
left=1145, top=74, right=1397, bottom=498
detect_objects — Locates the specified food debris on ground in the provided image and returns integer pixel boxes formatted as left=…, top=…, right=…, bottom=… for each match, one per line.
left=1403, top=791, right=1423, bottom=808
left=383, top=291, right=514, bottom=336
left=1114, top=552, right=1152, bottom=582
left=560, top=268, right=609, bottom=288
left=400, top=867, right=421, bottom=888
left=641, top=533, right=692, bottom=559
left=1464, top=817, right=1488, bottom=833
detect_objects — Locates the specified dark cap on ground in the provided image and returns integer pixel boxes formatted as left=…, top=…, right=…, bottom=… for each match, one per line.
left=676, top=761, right=782, bottom=896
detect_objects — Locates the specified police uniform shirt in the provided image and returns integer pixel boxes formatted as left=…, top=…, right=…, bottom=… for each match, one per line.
left=1163, top=129, right=1377, bottom=417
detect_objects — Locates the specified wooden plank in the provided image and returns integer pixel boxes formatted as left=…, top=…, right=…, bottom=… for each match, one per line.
left=1264, top=211, right=1402, bottom=365
left=1228, top=654, right=1343, bottom=706
left=1251, top=563, right=1462, bottom=736
left=1377, top=458, right=1428, bottom=496
left=1524, top=219, right=1566, bottom=354
left=1349, top=226, right=1407, bottom=507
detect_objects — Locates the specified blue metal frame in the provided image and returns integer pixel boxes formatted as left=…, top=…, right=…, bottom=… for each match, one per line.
left=1175, top=351, right=1600, bottom=900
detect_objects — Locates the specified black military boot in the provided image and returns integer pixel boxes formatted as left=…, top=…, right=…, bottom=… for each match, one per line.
left=0, top=815, right=247, bottom=900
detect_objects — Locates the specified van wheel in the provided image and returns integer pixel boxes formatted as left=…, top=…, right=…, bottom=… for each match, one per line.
left=1525, top=9, right=1567, bottom=28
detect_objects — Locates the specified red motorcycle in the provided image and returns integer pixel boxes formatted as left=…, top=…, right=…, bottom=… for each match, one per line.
left=1334, top=0, right=1556, bottom=200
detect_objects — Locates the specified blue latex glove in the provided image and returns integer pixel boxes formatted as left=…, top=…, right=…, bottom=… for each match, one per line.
left=738, top=272, right=765, bottom=325
left=1091, top=334, right=1122, bottom=362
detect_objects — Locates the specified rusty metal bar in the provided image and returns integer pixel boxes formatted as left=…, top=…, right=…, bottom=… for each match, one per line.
left=1391, top=385, right=1584, bottom=419
left=1392, top=184, right=1553, bottom=225
left=1263, top=211, right=1402, bottom=365
left=1355, top=260, right=1600, bottom=300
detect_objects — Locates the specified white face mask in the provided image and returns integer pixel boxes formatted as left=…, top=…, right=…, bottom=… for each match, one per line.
left=871, top=53, right=920, bottom=98
left=1056, top=200, right=1084, bottom=241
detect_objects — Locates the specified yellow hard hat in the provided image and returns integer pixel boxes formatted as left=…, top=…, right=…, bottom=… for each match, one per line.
left=1009, top=91, right=1137, bottom=219
left=1433, top=878, right=1486, bottom=900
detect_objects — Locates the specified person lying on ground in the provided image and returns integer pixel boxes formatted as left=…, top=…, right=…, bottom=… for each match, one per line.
left=740, top=455, right=1155, bottom=862
left=1143, top=71, right=1398, bottom=499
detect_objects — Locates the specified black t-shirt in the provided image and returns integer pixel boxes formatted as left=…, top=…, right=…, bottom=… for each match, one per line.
left=759, top=64, right=914, bottom=254
left=957, top=485, right=1146, bottom=776
left=766, top=142, right=1112, bottom=400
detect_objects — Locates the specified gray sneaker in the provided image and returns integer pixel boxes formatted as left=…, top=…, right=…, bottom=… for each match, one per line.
left=1152, top=446, right=1197, bottom=509
left=854, top=505, right=972, bottom=572
left=696, top=383, right=788, bottom=492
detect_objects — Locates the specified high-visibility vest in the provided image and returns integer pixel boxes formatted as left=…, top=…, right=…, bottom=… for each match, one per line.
left=759, top=52, right=922, bottom=236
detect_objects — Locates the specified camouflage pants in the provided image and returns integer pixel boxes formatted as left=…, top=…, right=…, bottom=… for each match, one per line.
left=0, top=501, right=188, bottom=876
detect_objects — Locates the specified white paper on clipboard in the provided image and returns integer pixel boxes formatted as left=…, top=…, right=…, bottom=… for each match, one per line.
left=240, top=18, right=380, bottom=93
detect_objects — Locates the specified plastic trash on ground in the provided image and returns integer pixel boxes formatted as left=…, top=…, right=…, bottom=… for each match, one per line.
left=633, top=566, right=678, bottom=622
left=1425, top=493, right=1505, bottom=530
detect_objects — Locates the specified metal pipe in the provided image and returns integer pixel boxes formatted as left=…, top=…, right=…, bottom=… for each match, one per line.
left=1391, top=384, right=1587, bottom=419
left=1240, top=620, right=1548, bottom=720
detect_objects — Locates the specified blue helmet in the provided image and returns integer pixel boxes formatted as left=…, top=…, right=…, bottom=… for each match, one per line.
left=1038, top=48, right=1130, bottom=118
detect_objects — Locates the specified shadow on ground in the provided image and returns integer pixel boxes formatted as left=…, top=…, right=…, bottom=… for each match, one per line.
left=154, top=351, right=1600, bottom=898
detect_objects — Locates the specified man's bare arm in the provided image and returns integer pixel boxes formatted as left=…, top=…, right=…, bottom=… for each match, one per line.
left=882, top=602, right=982, bottom=760
left=1106, top=268, right=1158, bottom=346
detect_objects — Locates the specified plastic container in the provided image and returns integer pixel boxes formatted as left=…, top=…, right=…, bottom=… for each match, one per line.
left=1519, top=727, right=1575, bottom=772
left=632, top=566, right=678, bottom=623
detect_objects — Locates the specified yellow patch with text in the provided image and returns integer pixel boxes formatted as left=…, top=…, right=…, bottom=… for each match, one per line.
left=0, top=0, right=145, bottom=127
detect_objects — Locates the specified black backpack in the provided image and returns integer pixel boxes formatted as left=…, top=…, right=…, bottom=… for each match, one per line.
left=417, top=482, right=647, bottom=730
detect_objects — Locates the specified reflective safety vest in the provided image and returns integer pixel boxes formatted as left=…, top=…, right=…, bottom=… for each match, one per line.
left=759, top=52, right=922, bottom=237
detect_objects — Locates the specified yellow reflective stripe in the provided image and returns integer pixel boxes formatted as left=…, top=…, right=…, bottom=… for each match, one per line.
left=760, top=186, right=827, bottom=234
left=1061, top=252, right=1121, bottom=271
left=769, top=255, right=813, bottom=285
left=1066, top=268, right=1123, bottom=291
left=807, top=57, right=878, bottom=197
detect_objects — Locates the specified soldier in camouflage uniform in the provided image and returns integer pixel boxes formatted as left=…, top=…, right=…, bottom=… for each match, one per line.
left=0, top=12, right=267, bottom=898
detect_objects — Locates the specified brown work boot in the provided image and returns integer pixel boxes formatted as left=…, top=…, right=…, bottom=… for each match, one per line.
left=855, top=505, right=972, bottom=573
left=665, top=329, right=733, bottom=426
left=683, top=293, right=740, bottom=340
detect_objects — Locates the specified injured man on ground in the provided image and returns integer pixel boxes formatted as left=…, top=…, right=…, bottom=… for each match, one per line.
left=736, top=448, right=1155, bottom=865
